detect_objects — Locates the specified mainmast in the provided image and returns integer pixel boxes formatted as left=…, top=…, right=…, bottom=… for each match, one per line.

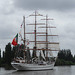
left=26, top=11, right=59, bottom=52
left=26, top=11, right=45, bottom=57
left=23, top=16, right=26, bottom=60
left=35, top=11, right=37, bottom=48
left=27, top=11, right=44, bottom=49
left=46, top=15, right=48, bottom=50
left=46, top=15, right=48, bottom=59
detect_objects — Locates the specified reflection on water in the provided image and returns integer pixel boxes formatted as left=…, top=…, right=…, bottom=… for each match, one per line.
left=5, top=70, right=55, bottom=75
left=12, top=70, right=54, bottom=75
left=0, top=66, right=75, bottom=75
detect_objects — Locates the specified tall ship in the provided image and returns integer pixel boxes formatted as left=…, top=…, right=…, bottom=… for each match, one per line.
left=11, top=11, right=60, bottom=70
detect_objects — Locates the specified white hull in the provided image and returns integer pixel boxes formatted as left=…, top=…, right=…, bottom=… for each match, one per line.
left=11, top=62, right=55, bottom=71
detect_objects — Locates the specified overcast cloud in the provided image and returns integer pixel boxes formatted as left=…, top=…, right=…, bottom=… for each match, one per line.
left=0, top=0, right=75, bottom=55
left=13, top=0, right=75, bottom=10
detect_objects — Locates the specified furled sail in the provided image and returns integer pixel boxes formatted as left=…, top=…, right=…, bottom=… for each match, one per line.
left=40, top=50, right=45, bottom=60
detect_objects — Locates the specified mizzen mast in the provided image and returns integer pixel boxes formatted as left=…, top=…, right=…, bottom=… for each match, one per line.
left=40, top=15, right=53, bottom=59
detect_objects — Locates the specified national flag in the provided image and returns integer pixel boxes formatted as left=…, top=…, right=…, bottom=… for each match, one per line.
left=12, top=33, right=18, bottom=46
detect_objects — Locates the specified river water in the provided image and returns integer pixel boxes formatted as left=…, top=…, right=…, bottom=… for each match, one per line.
left=0, top=66, right=75, bottom=75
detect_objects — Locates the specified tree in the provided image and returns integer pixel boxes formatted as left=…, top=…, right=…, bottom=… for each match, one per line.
left=55, top=49, right=74, bottom=66
left=0, top=49, right=1, bottom=66
left=58, top=49, right=73, bottom=61
left=5, top=43, right=12, bottom=65
left=1, top=51, right=6, bottom=65
left=0, top=49, right=1, bottom=60
left=3, top=51, right=5, bottom=59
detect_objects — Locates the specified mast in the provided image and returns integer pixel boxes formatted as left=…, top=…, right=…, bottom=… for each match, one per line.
left=41, top=15, right=53, bottom=59
left=46, top=15, right=48, bottom=59
left=26, top=12, right=59, bottom=52
left=46, top=15, right=48, bottom=49
left=23, top=16, right=26, bottom=60
left=35, top=11, right=37, bottom=48
left=27, top=11, right=44, bottom=48
left=27, top=11, right=45, bottom=58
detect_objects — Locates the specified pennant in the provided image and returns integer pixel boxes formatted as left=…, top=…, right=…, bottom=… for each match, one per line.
left=27, top=39, right=29, bottom=45
left=19, top=31, right=21, bottom=37
left=33, top=32, right=35, bottom=34
left=12, top=33, right=18, bottom=46
left=27, top=41, right=29, bottom=45
left=20, top=21, right=23, bottom=28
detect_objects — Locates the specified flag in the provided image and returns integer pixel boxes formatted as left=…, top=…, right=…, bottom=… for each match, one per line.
left=27, top=39, right=29, bottom=45
left=27, top=41, right=29, bottom=45
left=12, top=33, right=18, bottom=46
left=20, top=21, right=23, bottom=28
left=19, top=31, right=21, bottom=37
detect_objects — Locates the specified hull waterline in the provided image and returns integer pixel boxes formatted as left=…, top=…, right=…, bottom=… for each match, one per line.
left=11, top=62, right=55, bottom=71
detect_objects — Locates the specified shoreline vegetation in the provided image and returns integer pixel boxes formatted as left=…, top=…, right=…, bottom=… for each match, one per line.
left=0, top=42, right=75, bottom=69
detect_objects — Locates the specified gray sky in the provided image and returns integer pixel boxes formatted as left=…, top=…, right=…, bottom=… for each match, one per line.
left=0, top=0, right=75, bottom=55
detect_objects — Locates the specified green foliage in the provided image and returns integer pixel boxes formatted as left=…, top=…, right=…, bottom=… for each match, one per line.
left=0, top=49, right=1, bottom=59
left=58, top=49, right=73, bottom=61
left=12, top=45, right=19, bottom=58
left=0, top=49, right=1, bottom=66
left=5, top=43, right=12, bottom=65
left=55, top=49, right=75, bottom=66
left=1, top=43, right=75, bottom=67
